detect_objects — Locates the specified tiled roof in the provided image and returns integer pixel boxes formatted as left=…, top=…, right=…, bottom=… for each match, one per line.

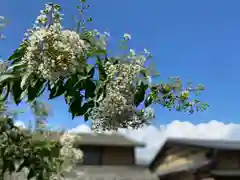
left=149, top=138, right=240, bottom=170
left=166, top=138, right=240, bottom=150
left=29, top=131, right=145, bottom=147
left=74, top=133, right=145, bottom=147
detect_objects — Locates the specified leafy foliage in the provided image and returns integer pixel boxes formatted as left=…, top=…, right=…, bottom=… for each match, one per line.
left=0, top=0, right=210, bottom=179
left=0, top=101, right=63, bottom=180
left=0, top=0, right=208, bottom=129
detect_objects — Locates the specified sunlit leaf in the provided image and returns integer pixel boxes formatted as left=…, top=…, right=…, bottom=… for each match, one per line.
left=134, top=82, right=148, bottom=107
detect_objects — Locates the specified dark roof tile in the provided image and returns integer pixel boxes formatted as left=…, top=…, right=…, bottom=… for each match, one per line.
left=167, top=138, right=240, bottom=150
left=28, top=131, right=145, bottom=147
left=74, top=133, right=145, bottom=147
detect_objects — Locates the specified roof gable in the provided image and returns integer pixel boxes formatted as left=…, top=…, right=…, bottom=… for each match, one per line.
left=149, top=138, right=240, bottom=170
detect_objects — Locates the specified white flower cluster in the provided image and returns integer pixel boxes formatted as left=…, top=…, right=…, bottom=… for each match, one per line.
left=0, top=16, right=5, bottom=39
left=90, top=47, right=155, bottom=132
left=22, top=4, right=90, bottom=82
left=90, top=29, right=110, bottom=50
left=59, top=132, right=83, bottom=172
left=180, top=90, right=190, bottom=99
left=0, top=60, right=8, bottom=73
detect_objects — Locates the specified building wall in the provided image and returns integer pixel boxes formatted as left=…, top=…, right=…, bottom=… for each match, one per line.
left=156, top=149, right=208, bottom=173
left=214, top=177, right=240, bottom=180
left=102, top=146, right=135, bottom=165
left=66, top=165, right=159, bottom=180
left=215, top=151, right=240, bottom=169
left=81, top=145, right=135, bottom=165
left=161, top=172, right=195, bottom=180
left=170, top=172, right=195, bottom=180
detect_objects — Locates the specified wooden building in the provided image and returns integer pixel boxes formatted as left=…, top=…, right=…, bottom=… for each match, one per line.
left=149, top=138, right=240, bottom=180
left=5, top=132, right=159, bottom=180
left=5, top=131, right=240, bottom=179
left=65, top=133, right=159, bottom=180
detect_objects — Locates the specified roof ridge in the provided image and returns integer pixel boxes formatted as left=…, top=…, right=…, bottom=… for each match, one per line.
left=167, top=137, right=240, bottom=142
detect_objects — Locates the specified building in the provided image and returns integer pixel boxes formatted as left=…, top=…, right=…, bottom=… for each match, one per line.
left=149, top=138, right=240, bottom=180
left=64, top=133, right=159, bottom=180
left=4, top=132, right=159, bottom=180
left=5, top=131, right=240, bottom=180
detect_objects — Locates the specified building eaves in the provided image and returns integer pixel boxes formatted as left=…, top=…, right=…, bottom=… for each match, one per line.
left=29, top=131, right=145, bottom=147
left=74, top=133, right=145, bottom=147
left=148, top=138, right=240, bottom=170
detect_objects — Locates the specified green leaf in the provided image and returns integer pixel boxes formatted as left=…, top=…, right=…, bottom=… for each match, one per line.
left=27, top=167, right=36, bottom=180
left=96, top=56, right=107, bottom=81
left=8, top=46, right=26, bottom=61
left=87, top=64, right=95, bottom=78
left=144, top=91, right=157, bottom=108
left=87, top=17, right=92, bottom=22
left=0, top=82, right=9, bottom=101
left=84, top=112, right=90, bottom=121
left=69, top=96, right=83, bottom=119
left=96, top=85, right=106, bottom=102
left=8, top=61, right=25, bottom=71
left=88, top=48, right=107, bottom=58
left=16, top=159, right=29, bottom=172
left=20, top=89, right=28, bottom=100
left=134, top=82, right=148, bottom=107
left=0, top=74, right=17, bottom=83
left=65, top=76, right=78, bottom=90
left=78, top=100, right=94, bottom=116
left=48, top=79, right=65, bottom=99
left=140, top=69, right=149, bottom=78
left=21, top=72, right=32, bottom=89
left=27, top=79, right=46, bottom=102
left=84, top=79, right=96, bottom=98
left=71, top=76, right=89, bottom=91
left=81, top=31, right=93, bottom=39
left=10, top=79, right=23, bottom=105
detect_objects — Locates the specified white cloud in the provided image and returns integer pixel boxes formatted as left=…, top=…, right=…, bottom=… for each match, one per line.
left=69, top=120, right=240, bottom=165
left=14, top=120, right=26, bottom=129
left=120, top=120, right=240, bottom=164
left=68, top=124, right=92, bottom=133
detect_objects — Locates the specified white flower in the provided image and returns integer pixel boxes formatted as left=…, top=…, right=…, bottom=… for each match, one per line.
left=45, top=4, right=52, bottom=13
left=59, top=132, right=83, bottom=173
left=90, top=53, right=154, bottom=131
left=142, top=107, right=155, bottom=119
left=104, top=31, right=110, bottom=37
left=0, top=60, right=8, bottom=73
left=36, top=14, right=47, bottom=23
left=60, top=132, right=76, bottom=147
left=144, top=48, right=150, bottom=56
left=72, top=148, right=83, bottom=161
left=180, top=90, right=190, bottom=99
left=123, top=33, right=131, bottom=40
left=21, top=4, right=90, bottom=81
left=129, top=49, right=136, bottom=56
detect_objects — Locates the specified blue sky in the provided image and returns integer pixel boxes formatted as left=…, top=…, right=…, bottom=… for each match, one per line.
left=1, top=0, right=240, bottom=130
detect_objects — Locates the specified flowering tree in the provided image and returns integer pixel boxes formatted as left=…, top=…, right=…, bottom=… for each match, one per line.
left=0, top=0, right=209, bottom=179
left=0, top=100, right=83, bottom=180
left=0, top=1, right=208, bottom=132
left=0, top=13, right=82, bottom=180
